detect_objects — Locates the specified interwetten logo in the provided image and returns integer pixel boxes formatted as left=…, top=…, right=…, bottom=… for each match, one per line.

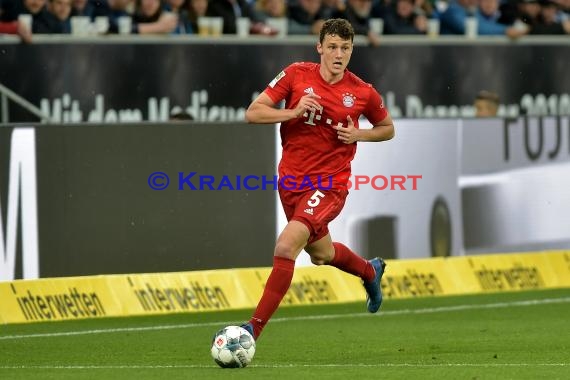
left=147, top=172, right=422, bottom=191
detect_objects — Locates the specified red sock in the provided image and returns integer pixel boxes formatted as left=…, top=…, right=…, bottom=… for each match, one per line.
left=330, top=242, right=375, bottom=282
left=249, top=256, right=295, bottom=339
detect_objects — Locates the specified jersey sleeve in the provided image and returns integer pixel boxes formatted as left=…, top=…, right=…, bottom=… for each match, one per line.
left=264, top=63, right=297, bottom=104
left=363, top=87, right=388, bottom=126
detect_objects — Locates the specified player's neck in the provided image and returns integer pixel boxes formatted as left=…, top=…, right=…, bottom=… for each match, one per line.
left=319, top=65, right=344, bottom=85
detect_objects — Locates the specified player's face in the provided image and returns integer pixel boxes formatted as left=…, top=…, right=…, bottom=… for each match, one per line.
left=317, top=34, right=353, bottom=77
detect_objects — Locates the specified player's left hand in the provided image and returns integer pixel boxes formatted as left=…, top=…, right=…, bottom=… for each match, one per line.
left=334, top=115, right=360, bottom=144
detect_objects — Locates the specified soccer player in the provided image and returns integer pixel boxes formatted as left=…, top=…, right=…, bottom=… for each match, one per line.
left=242, top=18, right=395, bottom=340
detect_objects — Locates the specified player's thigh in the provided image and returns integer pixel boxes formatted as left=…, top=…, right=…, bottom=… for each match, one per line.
left=294, top=188, right=348, bottom=238
left=295, top=188, right=347, bottom=217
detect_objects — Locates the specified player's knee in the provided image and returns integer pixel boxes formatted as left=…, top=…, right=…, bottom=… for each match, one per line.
left=274, top=241, right=297, bottom=260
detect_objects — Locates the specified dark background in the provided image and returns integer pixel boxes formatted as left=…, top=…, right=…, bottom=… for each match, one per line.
left=0, top=123, right=277, bottom=277
left=0, top=42, right=567, bottom=121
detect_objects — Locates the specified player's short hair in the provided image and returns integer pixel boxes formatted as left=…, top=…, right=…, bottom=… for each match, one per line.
left=320, top=18, right=355, bottom=44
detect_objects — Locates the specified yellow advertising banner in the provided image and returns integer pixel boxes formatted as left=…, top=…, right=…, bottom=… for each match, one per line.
left=106, top=270, right=255, bottom=316
left=379, top=257, right=460, bottom=299
left=0, top=276, right=120, bottom=324
left=547, top=251, right=570, bottom=288
left=236, top=267, right=366, bottom=307
left=1, top=251, right=569, bottom=324
left=451, top=253, right=555, bottom=293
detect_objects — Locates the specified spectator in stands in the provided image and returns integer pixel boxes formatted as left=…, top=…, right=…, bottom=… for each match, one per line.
left=322, top=0, right=345, bottom=17
left=186, top=0, right=207, bottom=33
left=206, top=0, right=262, bottom=34
left=415, top=0, right=434, bottom=17
left=255, top=0, right=287, bottom=20
left=71, top=0, right=93, bottom=17
left=253, top=0, right=295, bottom=35
left=134, top=0, right=162, bottom=24
left=47, top=0, right=72, bottom=32
left=474, top=90, right=500, bottom=117
left=497, top=0, right=519, bottom=24
left=91, top=0, right=136, bottom=32
left=287, top=0, right=327, bottom=35
left=553, top=0, right=569, bottom=17
left=370, top=0, right=391, bottom=19
left=333, top=0, right=382, bottom=46
left=478, top=0, right=505, bottom=24
left=440, top=0, right=479, bottom=34
left=530, top=0, right=570, bottom=33
left=164, top=0, right=192, bottom=33
left=440, top=0, right=526, bottom=37
left=1, top=0, right=31, bottom=39
left=383, top=0, right=428, bottom=34
left=92, top=0, right=178, bottom=34
left=515, top=0, right=541, bottom=28
left=0, top=18, right=33, bottom=41
left=133, top=0, right=178, bottom=34
left=4, top=0, right=66, bottom=33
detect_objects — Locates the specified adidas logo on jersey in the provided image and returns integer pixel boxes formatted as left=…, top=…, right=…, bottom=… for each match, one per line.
left=304, top=87, right=314, bottom=94
left=304, top=208, right=314, bottom=215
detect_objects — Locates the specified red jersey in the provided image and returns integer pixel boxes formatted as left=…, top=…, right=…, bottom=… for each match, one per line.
left=264, top=62, right=388, bottom=191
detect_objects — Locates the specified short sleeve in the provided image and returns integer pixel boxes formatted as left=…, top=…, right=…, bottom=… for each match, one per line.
left=264, top=64, right=297, bottom=104
left=364, top=87, right=388, bottom=125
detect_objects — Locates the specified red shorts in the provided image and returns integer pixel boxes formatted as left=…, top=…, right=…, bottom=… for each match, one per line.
left=278, top=188, right=348, bottom=244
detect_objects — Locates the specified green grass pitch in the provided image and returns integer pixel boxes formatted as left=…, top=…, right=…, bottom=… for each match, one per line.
left=1, top=288, right=569, bottom=379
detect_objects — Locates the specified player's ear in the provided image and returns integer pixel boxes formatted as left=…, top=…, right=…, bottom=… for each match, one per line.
left=317, top=43, right=323, bottom=55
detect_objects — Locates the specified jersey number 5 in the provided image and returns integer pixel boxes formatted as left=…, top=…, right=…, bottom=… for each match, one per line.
left=307, top=190, right=325, bottom=207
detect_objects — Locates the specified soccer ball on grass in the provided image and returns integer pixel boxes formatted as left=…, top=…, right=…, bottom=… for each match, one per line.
left=210, top=325, right=256, bottom=368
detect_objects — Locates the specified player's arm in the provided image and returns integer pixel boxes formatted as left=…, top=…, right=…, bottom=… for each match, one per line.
left=359, top=113, right=395, bottom=142
left=245, top=92, right=322, bottom=124
left=334, top=113, right=395, bottom=144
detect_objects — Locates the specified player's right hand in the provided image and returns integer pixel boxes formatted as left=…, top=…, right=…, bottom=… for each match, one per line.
left=294, top=93, right=322, bottom=118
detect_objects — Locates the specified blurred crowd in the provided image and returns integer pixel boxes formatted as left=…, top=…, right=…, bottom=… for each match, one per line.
left=0, top=0, right=568, bottom=43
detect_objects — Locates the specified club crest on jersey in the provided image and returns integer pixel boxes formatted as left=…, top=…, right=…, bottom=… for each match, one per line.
left=342, top=93, right=356, bottom=108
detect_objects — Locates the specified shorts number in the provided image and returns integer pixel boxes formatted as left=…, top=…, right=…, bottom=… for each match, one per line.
left=307, top=190, right=325, bottom=207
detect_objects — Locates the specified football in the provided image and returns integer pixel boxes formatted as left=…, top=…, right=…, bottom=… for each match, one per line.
left=210, top=325, right=256, bottom=368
